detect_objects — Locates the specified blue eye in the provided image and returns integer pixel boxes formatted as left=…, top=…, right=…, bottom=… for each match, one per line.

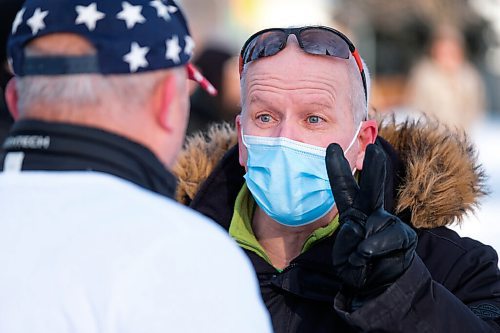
left=259, top=115, right=272, bottom=123
left=308, top=116, right=320, bottom=123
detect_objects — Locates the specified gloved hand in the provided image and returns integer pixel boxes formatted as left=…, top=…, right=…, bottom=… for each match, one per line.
left=325, top=143, right=417, bottom=304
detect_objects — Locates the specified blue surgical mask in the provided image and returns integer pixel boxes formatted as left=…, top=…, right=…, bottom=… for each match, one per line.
left=242, top=123, right=361, bottom=227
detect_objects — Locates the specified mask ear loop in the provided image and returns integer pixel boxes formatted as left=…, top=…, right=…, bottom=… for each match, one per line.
left=344, top=122, right=363, bottom=154
left=344, top=122, right=363, bottom=175
left=241, top=128, right=250, bottom=148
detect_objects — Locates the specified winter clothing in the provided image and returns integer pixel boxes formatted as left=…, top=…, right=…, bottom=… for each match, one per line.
left=174, top=120, right=500, bottom=332
left=0, top=120, right=272, bottom=333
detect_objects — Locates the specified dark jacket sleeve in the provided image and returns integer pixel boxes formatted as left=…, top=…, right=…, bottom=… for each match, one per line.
left=334, top=251, right=500, bottom=332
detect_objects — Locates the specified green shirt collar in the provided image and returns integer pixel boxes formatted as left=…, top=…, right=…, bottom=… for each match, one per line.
left=229, top=183, right=339, bottom=270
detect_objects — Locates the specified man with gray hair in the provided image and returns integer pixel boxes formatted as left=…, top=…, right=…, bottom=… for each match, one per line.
left=0, top=1, right=272, bottom=332
left=175, top=26, right=500, bottom=332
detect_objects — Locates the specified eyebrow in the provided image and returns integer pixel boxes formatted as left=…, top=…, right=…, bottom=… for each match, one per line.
left=247, top=94, right=277, bottom=110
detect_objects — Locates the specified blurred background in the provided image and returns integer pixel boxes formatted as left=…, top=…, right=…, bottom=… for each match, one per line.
left=1, top=0, right=499, bottom=252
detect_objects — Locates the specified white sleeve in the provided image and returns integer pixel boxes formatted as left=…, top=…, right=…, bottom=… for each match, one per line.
left=108, top=214, right=273, bottom=333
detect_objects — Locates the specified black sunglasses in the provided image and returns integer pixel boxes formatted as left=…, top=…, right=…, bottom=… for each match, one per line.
left=239, top=26, right=367, bottom=103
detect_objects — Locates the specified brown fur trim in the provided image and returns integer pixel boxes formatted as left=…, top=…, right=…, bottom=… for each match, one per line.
left=173, top=123, right=237, bottom=205
left=378, top=116, right=487, bottom=228
left=173, top=117, right=488, bottom=228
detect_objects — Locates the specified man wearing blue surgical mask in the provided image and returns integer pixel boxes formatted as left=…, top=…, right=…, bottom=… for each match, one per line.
left=174, top=26, right=500, bottom=332
left=235, top=36, right=372, bottom=266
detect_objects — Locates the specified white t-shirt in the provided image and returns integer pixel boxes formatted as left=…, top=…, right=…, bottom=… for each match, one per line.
left=0, top=171, right=272, bottom=333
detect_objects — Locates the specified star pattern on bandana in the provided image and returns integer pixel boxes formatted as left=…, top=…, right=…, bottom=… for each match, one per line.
left=10, top=1, right=194, bottom=76
left=184, top=36, right=194, bottom=56
left=167, top=5, right=178, bottom=14
left=150, top=0, right=170, bottom=21
left=117, top=1, right=145, bottom=29
left=165, top=35, right=181, bottom=63
left=26, top=8, right=49, bottom=35
left=75, top=3, right=105, bottom=31
left=12, top=7, right=26, bottom=34
left=123, top=42, right=150, bottom=72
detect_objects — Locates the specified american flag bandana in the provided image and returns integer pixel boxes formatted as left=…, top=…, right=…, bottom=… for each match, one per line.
left=7, top=0, right=217, bottom=95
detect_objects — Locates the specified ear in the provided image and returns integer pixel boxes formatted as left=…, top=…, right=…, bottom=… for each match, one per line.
left=236, top=114, right=247, bottom=168
left=156, top=73, right=177, bottom=132
left=5, top=77, right=19, bottom=120
left=355, top=119, right=378, bottom=170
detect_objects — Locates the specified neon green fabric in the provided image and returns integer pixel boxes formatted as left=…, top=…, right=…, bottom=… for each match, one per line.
left=229, top=184, right=340, bottom=268
left=229, top=183, right=272, bottom=264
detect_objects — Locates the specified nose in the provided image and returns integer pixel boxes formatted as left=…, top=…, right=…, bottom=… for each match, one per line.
left=276, top=121, right=303, bottom=142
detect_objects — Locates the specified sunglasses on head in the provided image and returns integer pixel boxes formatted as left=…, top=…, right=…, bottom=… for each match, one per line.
left=239, top=26, right=367, bottom=103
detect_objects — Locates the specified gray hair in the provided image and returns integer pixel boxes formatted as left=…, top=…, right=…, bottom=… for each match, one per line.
left=15, top=70, right=168, bottom=117
left=348, top=56, right=370, bottom=125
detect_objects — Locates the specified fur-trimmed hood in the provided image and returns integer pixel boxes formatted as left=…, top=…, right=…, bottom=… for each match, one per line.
left=173, top=118, right=487, bottom=229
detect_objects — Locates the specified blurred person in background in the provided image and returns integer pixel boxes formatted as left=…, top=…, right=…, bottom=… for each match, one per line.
left=175, top=25, right=500, bottom=332
left=406, top=24, right=486, bottom=132
left=0, top=0, right=24, bottom=142
left=188, top=45, right=241, bottom=134
left=0, top=1, right=272, bottom=332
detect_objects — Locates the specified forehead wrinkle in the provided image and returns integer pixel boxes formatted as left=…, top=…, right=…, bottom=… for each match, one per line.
left=245, top=74, right=339, bottom=106
left=247, top=72, right=339, bottom=89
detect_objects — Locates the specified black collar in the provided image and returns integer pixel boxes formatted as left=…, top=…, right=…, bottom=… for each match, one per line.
left=1, top=120, right=177, bottom=199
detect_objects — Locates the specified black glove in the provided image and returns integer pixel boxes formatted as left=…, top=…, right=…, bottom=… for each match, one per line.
left=325, top=143, right=417, bottom=303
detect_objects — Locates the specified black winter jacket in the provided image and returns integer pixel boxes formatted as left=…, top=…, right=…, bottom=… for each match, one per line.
left=174, top=120, right=500, bottom=332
